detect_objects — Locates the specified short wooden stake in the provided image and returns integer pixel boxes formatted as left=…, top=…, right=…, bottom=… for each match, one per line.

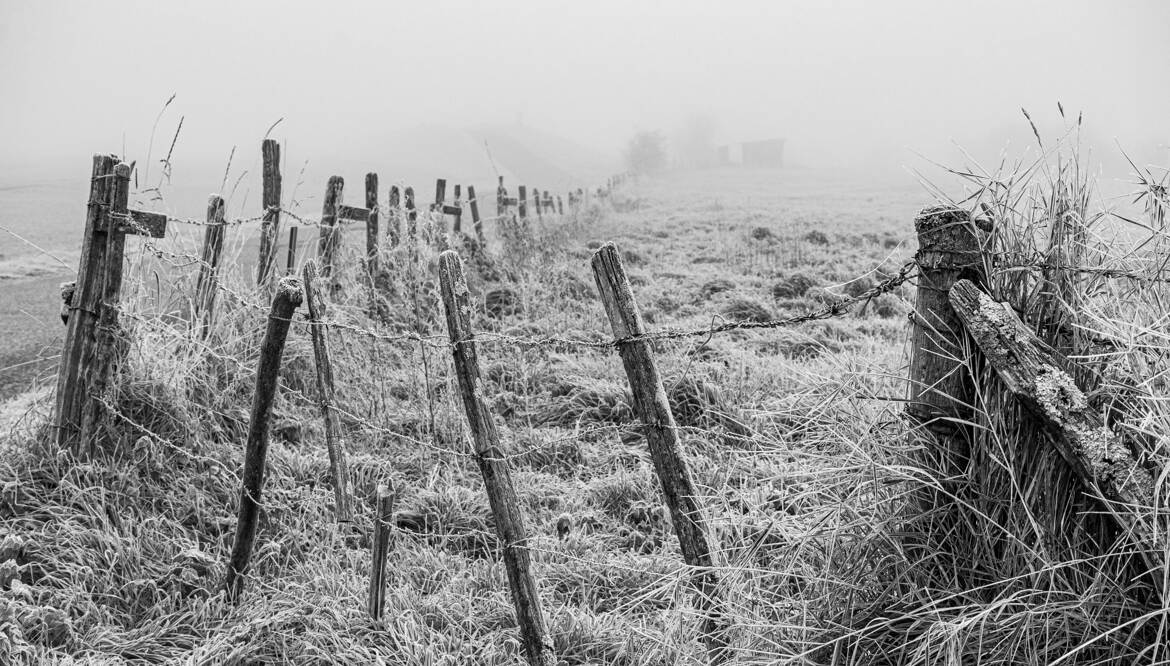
left=257, top=139, right=282, bottom=288
left=591, top=242, right=730, bottom=662
left=194, top=194, right=226, bottom=338
left=365, top=173, right=380, bottom=280
left=224, top=276, right=304, bottom=602
left=367, top=482, right=396, bottom=620
left=318, top=176, right=343, bottom=279
left=303, top=260, right=352, bottom=523
left=438, top=250, right=554, bottom=666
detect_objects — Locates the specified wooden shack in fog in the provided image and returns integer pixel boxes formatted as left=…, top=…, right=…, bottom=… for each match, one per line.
left=717, top=138, right=785, bottom=168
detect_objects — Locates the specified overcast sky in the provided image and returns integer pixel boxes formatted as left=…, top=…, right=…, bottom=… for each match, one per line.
left=2, top=0, right=1168, bottom=181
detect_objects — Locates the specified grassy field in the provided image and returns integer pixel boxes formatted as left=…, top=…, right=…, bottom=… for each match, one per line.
left=0, top=162, right=1164, bottom=664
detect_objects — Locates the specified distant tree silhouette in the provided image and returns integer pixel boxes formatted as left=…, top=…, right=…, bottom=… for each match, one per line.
left=625, top=130, right=667, bottom=175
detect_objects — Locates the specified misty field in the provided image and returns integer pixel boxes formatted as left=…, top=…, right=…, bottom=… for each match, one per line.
left=2, top=150, right=1169, bottom=665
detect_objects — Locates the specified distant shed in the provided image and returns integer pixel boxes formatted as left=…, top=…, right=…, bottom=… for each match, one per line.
left=716, top=138, right=785, bottom=168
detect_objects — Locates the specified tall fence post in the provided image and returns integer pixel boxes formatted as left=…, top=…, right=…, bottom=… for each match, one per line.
left=302, top=260, right=352, bottom=523
left=76, top=161, right=133, bottom=453
left=365, top=173, right=380, bottom=280
left=437, top=250, right=554, bottom=666
left=518, top=185, right=528, bottom=221
left=318, top=176, right=343, bottom=279
left=591, top=242, right=730, bottom=662
left=195, top=194, right=226, bottom=338
left=54, top=155, right=117, bottom=452
left=907, top=206, right=984, bottom=475
left=257, top=139, right=282, bottom=288
left=367, top=482, right=396, bottom=620
left=224, top=276, right=304, bottom=602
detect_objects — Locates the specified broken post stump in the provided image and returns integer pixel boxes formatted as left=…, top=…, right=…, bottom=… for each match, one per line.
left=224, top=276, right=304, bottom=602
left=437, top=250, right=555, bottom=666
left=302, top=260, right=352, bottom=523
left=591, top=242, right=730, bottom=662
left=949, top=279, right=1164, bottom=564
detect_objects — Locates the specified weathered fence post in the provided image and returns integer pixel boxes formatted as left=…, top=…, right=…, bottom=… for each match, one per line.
left=365, top=173, right=380, bottom=280
left=387, top=185, right=401, bottom=248
left=591, top=242, right=730, bottom=662
left=257, top=139, right=282, bottom=288
left=433, top=178, right=446, bottom=212
left=224, top=276, right=304, bottom=602
left=518, top=185, right=528, bottom=220
left=556, top=195, right=563, bottom=216
left=533, top=188, right=543, bottom=219
left=437, top=250, right=554, bottom=666
left=318, top=176, right=343, bottom=279
left=302, top=260, right=352, bottom=523
left=907, top=206, right=985, bottom=474
left=404, top=186, right=417, bottom=239
left=468, top=185, right=483, bottom=242
left=496, top=176, right=506, bottom=219
left=452, top=184, right=463, bottom=234
left=367, top=482, right=396, bottom=620
left=194, top=194, right=226, bottom=338
left=76, top=161, right=133, bottom=452
left=286, top=226, right=298, bottom=274
left=54, top=155, right=117, bottom=452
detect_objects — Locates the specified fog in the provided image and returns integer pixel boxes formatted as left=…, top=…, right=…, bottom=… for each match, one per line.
left=2, top=0, right=1168, bottom=186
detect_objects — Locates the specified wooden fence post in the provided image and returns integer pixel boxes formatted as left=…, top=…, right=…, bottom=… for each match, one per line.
left=76, top=161, right=133, bottom=453
left=54, top=154, right=117, bottom=452
left=518, top=185, right=527, bottom=220
left=318, top=176, right=343, bottom=278
left=365, top=173, right=380, bottom=280
left=437, top=250, right=554, bottom=666
left=556, top=195, right=563, bottom=216
left=907, top=206, right=984, bottom=473
left=468, top=185, right=483, bottom=242
left=404, top=186, right=417, bottom=239
left=286, top=226, right=298, bottom=275
left=533, top=188, right=543, bottom=219
left=433, top=178, right=446, bottom=211
left=367, top=482, right=396, bottom=620
left=388, top=185, right=401, bottom=248
left=302, top=260, right=352, bottom=523
left=224, top=276, right=304, bottom=602
left=257, top=139, right=282, bottom=288
left=194, top=194, right=226, bottom=338
left=496, top=176, right=506, bottom=219
left=591, top=242, right=729, bottom=662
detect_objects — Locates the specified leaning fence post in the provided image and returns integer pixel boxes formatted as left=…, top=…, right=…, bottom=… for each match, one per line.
left=224, top=276, right=304, bottom=603
left=907, top=206, right=984, bottom=475
left=54, top=155, right=117, bottom=452
left=257, top=139, right=282, bottom=288
left=468, top=185, right=483, bottom=242
left=365, top=173, right=380, bottom=280
left=437, top=250, right=554, bottom=666
left=367, top=482, right=396, bottom=620
left=318, top=176, right=343, bottom=279
left=302, top=260, right=352, bottom=523
left=195, top=194, right=226, bottom=338
left=591, top=242, right=730, bottom=662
